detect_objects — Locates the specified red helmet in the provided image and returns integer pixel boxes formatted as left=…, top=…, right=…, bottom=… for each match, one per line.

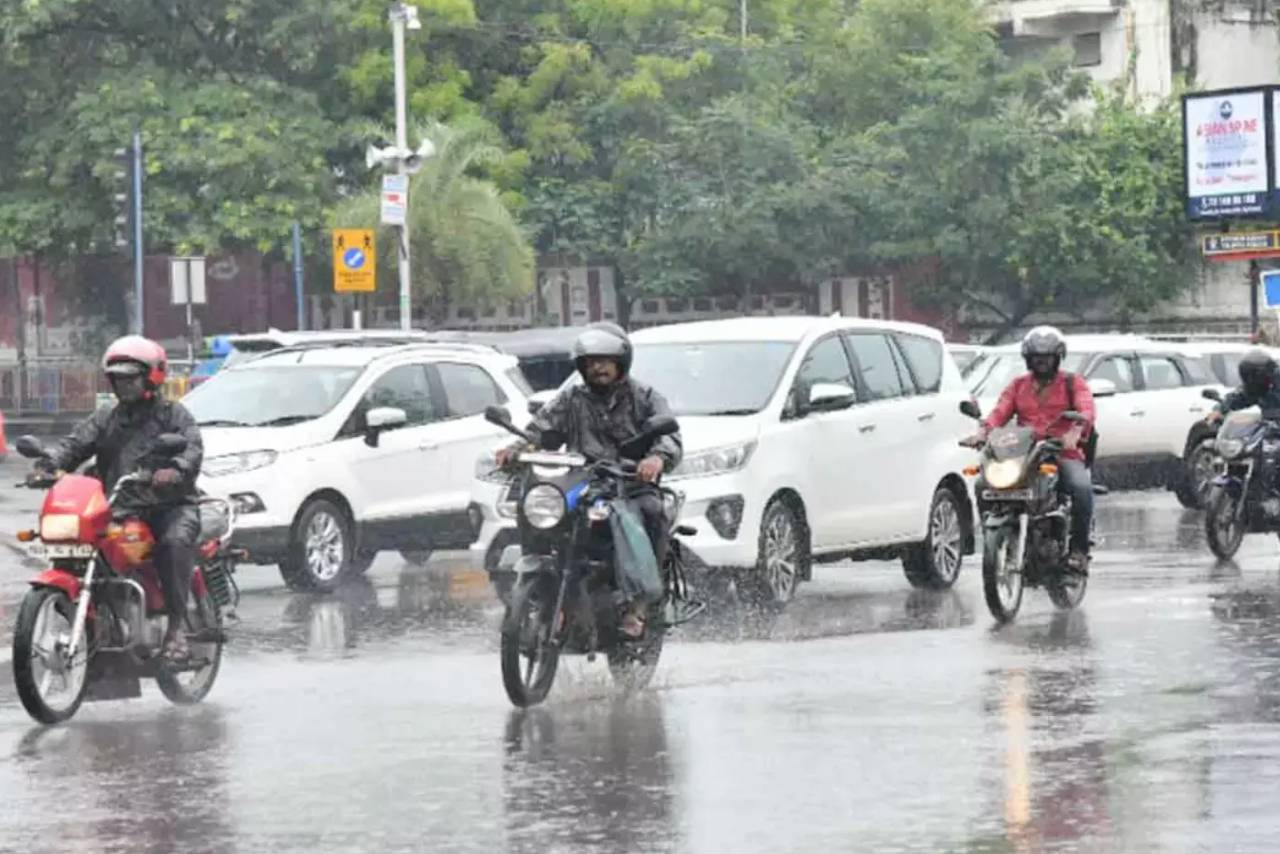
left=102, top=335, right=168, bottom=391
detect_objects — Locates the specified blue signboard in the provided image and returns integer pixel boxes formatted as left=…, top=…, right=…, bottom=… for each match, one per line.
left=1263, top=270, right=1280, bottom=310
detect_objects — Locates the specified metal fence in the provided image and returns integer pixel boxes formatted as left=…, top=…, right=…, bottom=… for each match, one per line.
left=0, top=361, right=191, bottom=415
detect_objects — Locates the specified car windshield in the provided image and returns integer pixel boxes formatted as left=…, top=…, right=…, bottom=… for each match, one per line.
left=628, top=341, right=797, bottom=416
left=184, top=365, right=362, bottom=427
left=969, top=352, right=1089, bottom=398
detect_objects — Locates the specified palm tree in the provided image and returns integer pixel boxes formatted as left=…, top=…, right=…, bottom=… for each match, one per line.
left=336, top=117, right=534, bottom=325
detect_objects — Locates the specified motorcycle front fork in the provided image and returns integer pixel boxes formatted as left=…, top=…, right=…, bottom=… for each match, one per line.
left=64, top=558, right=99, bottom=662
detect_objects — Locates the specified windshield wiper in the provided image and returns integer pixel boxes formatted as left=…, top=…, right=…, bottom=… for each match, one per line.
left=253, top=415, right=318, bottom=427
left=196, top=419, right=252, bottom=427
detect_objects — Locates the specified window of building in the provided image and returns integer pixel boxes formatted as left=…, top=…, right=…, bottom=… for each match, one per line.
left=1073, top=32, right=1102, bottom=67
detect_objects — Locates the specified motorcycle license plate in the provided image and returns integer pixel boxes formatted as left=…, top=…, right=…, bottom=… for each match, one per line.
left=983, top=489, right=1034, bottom=501
left=26, top=542, right=94, bottom=559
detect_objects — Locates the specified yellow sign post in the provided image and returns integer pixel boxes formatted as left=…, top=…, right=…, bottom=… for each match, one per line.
left=332, top=229, right=376, bottom=292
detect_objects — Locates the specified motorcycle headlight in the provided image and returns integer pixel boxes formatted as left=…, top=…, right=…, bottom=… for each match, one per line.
left=203, top=450, right=278, bottom=478
left=1216, top=438, right=1245, bottom=460
left=983, top=458, right=1025, bottom=489
left=40, top=514, right=81, bottom=542
left=669, top=441, right=757, bottom=480
left=522, top=484, right=566, bottom=530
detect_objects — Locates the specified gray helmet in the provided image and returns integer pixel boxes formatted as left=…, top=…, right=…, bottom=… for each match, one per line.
left=1021, top=325, right=1067, bottom=361
left=573, top=325, right=632, bottom=376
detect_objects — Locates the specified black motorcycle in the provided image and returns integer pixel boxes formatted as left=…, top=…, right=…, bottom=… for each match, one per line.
left=482, top=406, right=704, bottom=707
left=1200, top=389, right=1280, bottom=560
left=960, top=401, right=1101, bottom=623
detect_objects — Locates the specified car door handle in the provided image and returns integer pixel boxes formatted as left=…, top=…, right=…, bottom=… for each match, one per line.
left=917, top=413, right=936, bottom=422
left=1189, top=406, right=1204, bottom=414
left=1129, top=410, right=1145, bottom=417
left=418, top=442, right=438, bottom=451
left=858, top=424, right=876, bottom=434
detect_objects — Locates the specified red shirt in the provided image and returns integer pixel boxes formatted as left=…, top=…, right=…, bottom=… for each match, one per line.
left=983, top=372, right=1096, bottom=461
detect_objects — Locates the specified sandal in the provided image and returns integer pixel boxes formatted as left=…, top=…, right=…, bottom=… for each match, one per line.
left=162, top=631, right=190, bottom=663
left=619, top=609, right=646, bottom=640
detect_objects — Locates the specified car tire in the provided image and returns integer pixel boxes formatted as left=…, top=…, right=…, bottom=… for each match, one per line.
left=745, top=499, right=808, bottom=606
left=902, top=487, right=965, bottom=590
left=279, top=498, right=353, bottom=593
left=1175, top=439, right=1216, bottom=510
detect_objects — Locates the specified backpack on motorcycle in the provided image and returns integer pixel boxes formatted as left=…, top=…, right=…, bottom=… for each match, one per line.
left=1066, top=372, right=1099, bottom=468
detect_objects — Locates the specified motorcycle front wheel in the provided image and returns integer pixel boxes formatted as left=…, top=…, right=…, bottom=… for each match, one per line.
left=500, top=576, right=561, bottom=708
left=1205, top=486, right=1246, bottom=560
left=982, top=523, right=1024, bottom=624
left=13, top=587, right=90, bottom=724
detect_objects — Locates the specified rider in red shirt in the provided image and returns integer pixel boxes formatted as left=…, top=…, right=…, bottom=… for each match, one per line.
left=966, top=326, right=1096, bottom=573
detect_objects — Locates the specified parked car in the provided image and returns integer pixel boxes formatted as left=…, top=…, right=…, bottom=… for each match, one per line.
left=948, top=343, right=989, bottom=375
left=474, top=316, right=978, bottom=605
left=221, top=329, right=444, bottom=370
left=186, top=340, right=532, bottom=590
left=968, top=335, right=1229, bottom=505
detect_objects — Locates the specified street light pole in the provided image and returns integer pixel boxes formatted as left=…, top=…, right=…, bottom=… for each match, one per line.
left=132, top=127, right=145, bottom=335
left=390, top=2, right=414, bottom=330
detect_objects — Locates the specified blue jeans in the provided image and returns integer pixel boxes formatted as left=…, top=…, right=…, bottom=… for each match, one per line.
left=1057, top=459, right=1093, bottom=555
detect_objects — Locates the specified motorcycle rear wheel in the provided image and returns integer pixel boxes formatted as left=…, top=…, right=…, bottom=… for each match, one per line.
left=500, top=577, right=561, bottom=708
left=13, top=587, right=90, bottom=724
left=982, top=525, right=1024, bottom=624
left=1205, top=487, right=1246, bottom=561
left=1047, top=572, right=1088, bottom=610
left=608, top=624, right=665, bottom=695
left=157, top=590, right=223, bottom=705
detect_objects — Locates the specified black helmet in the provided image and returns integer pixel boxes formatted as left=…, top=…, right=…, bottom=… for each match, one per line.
left=573, top=325, right=632, bottom=377
left=1238, top=348, right=1276, bottom=394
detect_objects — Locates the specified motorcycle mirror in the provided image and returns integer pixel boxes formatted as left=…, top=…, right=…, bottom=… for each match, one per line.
left=14, top=435, right=47, bottom=460
left=155, top=433, right=188, bottom=456
left=959, top=399, right=982, bottom=420
left=1202, top=388, right=1223, bottom=403
left=484, top=405, right=513, bottom=428
left=642, top=415, right=679, bottom=439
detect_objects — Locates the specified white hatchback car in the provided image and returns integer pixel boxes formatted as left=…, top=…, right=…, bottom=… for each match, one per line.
left=473, top=316, right=977, bottom=603
left=184, top=341, right=532, bottom=590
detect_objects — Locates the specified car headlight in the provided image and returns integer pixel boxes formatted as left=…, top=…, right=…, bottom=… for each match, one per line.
left=203, top=450, right=278, bottom=478
left=1216, top=438, right=1245, bottom=460
left=669, top=441, right=757, bottom=480
left=40, top=514, right=81, bottom=542
left=983, top=458, right=1025, bottom=489
left=522, top=484, right=566, bottom=530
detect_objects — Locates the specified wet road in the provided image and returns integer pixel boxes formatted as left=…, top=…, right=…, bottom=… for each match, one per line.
left=3, top=454, right=1280, bottom=852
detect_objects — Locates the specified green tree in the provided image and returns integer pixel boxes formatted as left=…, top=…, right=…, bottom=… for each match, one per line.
left=335, top=118, right=534, bottom=325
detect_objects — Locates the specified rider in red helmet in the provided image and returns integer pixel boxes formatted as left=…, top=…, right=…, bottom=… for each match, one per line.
left=35, top=336, right=204, bottom=661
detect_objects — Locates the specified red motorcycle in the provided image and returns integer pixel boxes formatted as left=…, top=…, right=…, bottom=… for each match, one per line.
left=11, top=433, right=240, bottom=724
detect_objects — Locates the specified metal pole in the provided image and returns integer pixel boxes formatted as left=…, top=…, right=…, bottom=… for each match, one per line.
left=740, top=0, right=747, bottom=43
left=132, top=127, right=145, bottom=335
left=292, top=221, right=306, bottom=330
left=185, top=258, right=194, bottom=364
left=1251, top=259, right=1261, bottom=336
left=391, top=5, right=413, bottom=330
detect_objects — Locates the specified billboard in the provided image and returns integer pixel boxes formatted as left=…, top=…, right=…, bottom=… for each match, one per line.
left=1182, top=87, right=1272, bottom=220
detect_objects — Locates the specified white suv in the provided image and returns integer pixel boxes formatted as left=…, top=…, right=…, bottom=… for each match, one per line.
left=967, top=335, right=1228, bottom=505
left=473, top=316, right=977, bottom=604
left=184, top=341, right=532, bottom=590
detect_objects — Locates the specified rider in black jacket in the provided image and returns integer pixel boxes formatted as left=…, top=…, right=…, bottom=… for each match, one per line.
left=1209, top=349, right=1280, bottom=421
left=497, top=324, right=682, bottom=637
left=39, top=336, right=203, bottom=661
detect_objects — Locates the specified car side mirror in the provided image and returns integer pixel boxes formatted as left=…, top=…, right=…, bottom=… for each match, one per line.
left=364, top=406, right=407, bottom=447
left=14, top=435, right=47, bottom=459
left=1202, top=388, right=1223, bottom=403
left=959, top=399, right=982, bottom=420
left=1088, top=378, right=1118, bottom=399
left=807, top=383, right=857, bottom=413
left=526, top=390, right=555, bottom=416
